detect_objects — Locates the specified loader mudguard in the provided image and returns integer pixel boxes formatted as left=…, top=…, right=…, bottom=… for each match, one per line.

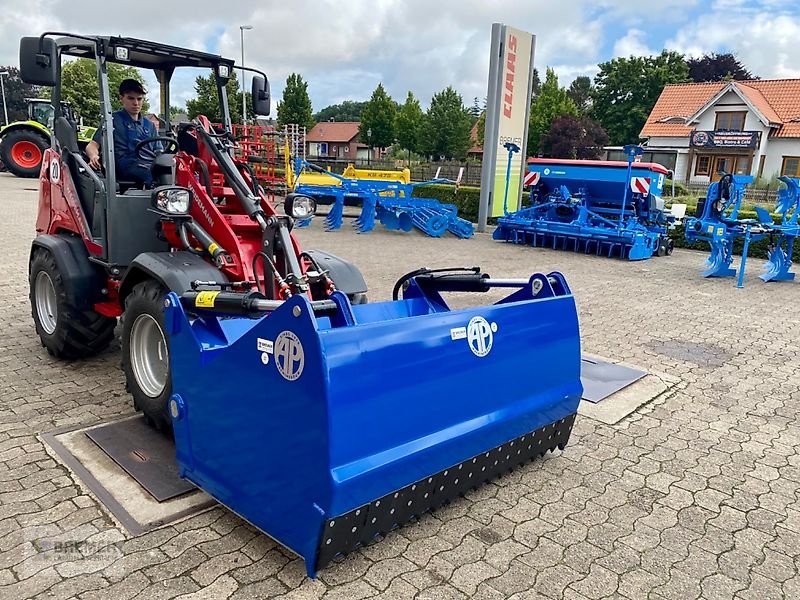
left=30, top=235, right=105, bottom=310
left=165, top=271, right=582, bottom=577
left=119, top=251, right=229, bottom=302
left=304, top=249, right=367, bottom=295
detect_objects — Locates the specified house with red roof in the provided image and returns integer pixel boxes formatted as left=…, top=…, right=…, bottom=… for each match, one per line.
left=304, top=121, right=378, bottom=162
left=640, top=79, right=800, bottom=183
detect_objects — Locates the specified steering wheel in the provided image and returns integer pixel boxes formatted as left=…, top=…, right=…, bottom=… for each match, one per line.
left=135, top=136, right=179, bottom=161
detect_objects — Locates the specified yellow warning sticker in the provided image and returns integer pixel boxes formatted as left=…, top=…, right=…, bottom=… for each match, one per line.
left=195, top=291, right=219, bottom=308
left=716, top=227, right=724, bottom=237
left=208, top=243, right=219, bottom=254
left=707, top=225, right=714, bottom=233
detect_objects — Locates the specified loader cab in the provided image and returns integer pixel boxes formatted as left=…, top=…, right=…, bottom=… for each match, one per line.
left=19, top=33, right=270, bottom=268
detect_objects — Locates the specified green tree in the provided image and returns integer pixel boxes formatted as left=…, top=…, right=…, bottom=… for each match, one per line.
left=419, top=86, right=472, bottom=161
left=687, top=52, right=755, bottom=82
left=61, top=59, right=150, bottom=123
left=185, top=71, right=249, bottom=124
left=541, top=115, right=609, bottom=159
left=0, top=66, right=40, bottom=123
left=314, top=101, right=366, bottom=122
left=277, top=73, right=314, bottom=129
left=476, top=110, right=486, bottom=147
left=394, top=91, right=424, bottom=158
left=567, top=76, right=593, bottom=115
left=528, top=68, right=578, bottom=155
left=358, top=83, right=397, bottom=151
left=469, top=97, right=481, bottom=122
left=592, top=50, right=689, bottom=145
left=531, top=68, right=542, bottom=99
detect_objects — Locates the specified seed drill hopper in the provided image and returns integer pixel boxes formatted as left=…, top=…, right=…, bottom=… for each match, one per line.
left=165, top=268, right=582, bottom=576
left=493, top=146, right=675, bottom=260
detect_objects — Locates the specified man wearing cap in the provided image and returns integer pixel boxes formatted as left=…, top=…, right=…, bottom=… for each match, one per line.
left=85, top=78, right=162, bottom=186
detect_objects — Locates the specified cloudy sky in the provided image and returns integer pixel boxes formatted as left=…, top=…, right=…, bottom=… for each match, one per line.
left=1, top=0, right=798, bottom=116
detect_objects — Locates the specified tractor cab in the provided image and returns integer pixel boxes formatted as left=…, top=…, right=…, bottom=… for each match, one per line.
left=19, top=34, right=271, bottom=268
left=27, top=99, right=78, bottom=130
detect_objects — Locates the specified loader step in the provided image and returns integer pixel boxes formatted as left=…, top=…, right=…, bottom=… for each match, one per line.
left=316, top=413, right=576, bottom=570
left=86, top=416, right=196, bottom=502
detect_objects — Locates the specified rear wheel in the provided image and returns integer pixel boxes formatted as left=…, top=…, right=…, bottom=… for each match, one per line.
left=29, top=248, right=116, bottom=359
left=122, top=280, right=172, bottom=433
left=1, top=129, right=48, bottom=178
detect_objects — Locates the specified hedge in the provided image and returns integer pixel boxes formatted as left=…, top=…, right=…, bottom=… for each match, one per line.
left=412, top=183, right=530, bottom=225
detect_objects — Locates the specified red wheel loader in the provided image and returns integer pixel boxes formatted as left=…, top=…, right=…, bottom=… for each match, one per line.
left=21, top=33, right=583, bottom=576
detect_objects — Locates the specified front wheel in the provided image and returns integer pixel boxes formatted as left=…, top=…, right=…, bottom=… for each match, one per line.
left=122, top=280, right=172, bottom=433
left=29, top=248, right=116, bottom=359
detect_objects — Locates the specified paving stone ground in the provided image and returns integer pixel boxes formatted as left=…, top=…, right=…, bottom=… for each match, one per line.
left=1, top=171, right=799, bottom=599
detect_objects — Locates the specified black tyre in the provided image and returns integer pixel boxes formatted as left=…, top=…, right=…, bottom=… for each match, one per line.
left=348, top=292, right=368, bottom=305
left=121, top=280, right=172, bottom=433
left=666, top=238, right=674, bottom=256
left=29, top=248, right=116, bottom=359
left=1, top=129, right=49, bottom=178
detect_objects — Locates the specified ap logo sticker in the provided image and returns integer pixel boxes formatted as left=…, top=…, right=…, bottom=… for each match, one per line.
left=274, top=331, right=304, bottom=381
left=466, top=316, right=496, bottom=357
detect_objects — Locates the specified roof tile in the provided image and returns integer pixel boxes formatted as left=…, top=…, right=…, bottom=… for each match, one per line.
left=306, top=121, right=361, bottom=143
left=641, top=79, right=800, bottom=139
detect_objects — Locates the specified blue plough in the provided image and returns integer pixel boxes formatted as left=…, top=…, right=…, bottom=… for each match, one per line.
left=684, top=175, right=799, bottom=286
left=291, top=159, right=473, bottom=238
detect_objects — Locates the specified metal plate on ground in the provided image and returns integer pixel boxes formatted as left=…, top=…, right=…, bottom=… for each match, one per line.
left=581, top=357, right=646, bottom=403
left=41, top=416, right=215, bottom=536
left=85, top=416, right=195, bottom=502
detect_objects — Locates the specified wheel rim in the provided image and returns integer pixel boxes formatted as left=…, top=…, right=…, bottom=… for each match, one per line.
left=11, top=140, right=42, bottom=169
left=130, top=314, right=169, bottom=398
left=34, top=271, right=58, bottom=335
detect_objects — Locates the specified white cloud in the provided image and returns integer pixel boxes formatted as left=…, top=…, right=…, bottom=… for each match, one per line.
left=612, top=29, right=656, bottom=59
left=1, top=0, right=798, bottom=118
left=667, top=11, right=800, bottom=78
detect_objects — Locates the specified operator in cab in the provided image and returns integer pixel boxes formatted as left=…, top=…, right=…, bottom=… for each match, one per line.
left=85, top=78, right=162, bottom=186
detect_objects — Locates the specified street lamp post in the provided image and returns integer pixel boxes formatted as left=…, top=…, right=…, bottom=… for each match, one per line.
left=367, top=128, right=372, bottom=166
left=0, top=71, right=9, bottom=127
left=239, top=25, right=253, bottom=128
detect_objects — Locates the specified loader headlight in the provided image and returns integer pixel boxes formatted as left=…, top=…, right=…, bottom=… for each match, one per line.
left=151, top=186, right=193, bottom=216
left=284, top=193, right=317, bottom=219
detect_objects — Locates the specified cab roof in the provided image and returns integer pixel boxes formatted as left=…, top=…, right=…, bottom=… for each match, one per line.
left=55, top=35, right=235, bottom=71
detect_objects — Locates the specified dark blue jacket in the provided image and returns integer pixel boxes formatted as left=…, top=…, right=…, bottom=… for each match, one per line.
left=92, top=110, right=161, bottom=176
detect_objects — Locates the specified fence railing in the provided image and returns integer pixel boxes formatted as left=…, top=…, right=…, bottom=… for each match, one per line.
left=683, top=181, right=778, bottom=206
left=303, top=156, right=484, bottom=186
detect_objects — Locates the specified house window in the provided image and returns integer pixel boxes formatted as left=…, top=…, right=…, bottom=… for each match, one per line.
left=715, top=111, right=746, bottom=131
left=319, top=142, right=328, bottom=156
left=344, top=146, right=348, bottom=153
left=781, top=157, right=800, bottom=178
left=695, top=155, right=711, bottom=176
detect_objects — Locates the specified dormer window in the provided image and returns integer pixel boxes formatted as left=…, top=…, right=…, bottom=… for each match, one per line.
left=715, top=111, right=746, bottom=131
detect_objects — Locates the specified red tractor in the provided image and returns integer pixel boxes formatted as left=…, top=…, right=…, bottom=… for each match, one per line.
left=21, top=34, right=366, bottom=431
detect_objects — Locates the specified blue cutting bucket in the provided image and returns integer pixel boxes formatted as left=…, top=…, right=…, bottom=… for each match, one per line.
left=165, top=273, right=582, bottom=576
